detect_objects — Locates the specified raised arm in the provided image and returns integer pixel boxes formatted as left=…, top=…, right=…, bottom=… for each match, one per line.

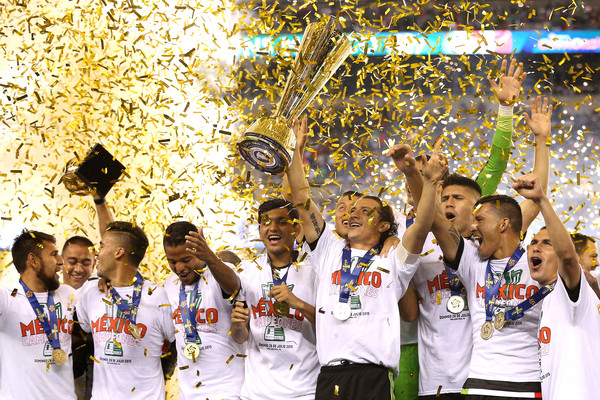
left=185, top=228, right=241, bottom=295
left=387, top=144, right=423, bottom=206
left=285, top=116, right=325, bottom=244
left=514, top=174, right=579, bottom=289
left=402, top=139, right=448, bottom=254
left=520, top=96, right=553, bottom=233
left=389, top=142, right=461, bottom=263
left=93, top=195, right=114, bottom=236
left=477, top=58, right=526, bottom=195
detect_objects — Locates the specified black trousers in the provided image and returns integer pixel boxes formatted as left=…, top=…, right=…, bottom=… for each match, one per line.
left=315, top=362, right=394, bottom=400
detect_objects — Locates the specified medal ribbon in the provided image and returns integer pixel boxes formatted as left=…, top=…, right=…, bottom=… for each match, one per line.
left=19, top=279, right=62, bottom=351
left=107, top=271, right=144, bottom=325
left=271, top=264, right=291, bottom=287
left=505, top=280, right=556, bottom=321
left=444, top=263, right=464, bottom=297
left=405, top=210, right=415, bottom=228
left=338, top=244, right=380, bottom=304
left=484, top=244, right=525, bottom=322
left=179, top=281, right=199, bottom=344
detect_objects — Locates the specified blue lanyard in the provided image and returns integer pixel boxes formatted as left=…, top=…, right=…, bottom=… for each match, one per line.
left=19, top=279, right=61, bottom=350
left=271, top=264, right=291, bottom=286
left=405, top=210, right=415, bottom=228
left=179, top=281, right=199, bottom=344
left=444, top=264, right=464, bottom=296
left=484, top=244, right=525, bottom=322
left=107, top=272, right=144, bottom=324
left=505, top=280, right=556, bottom=321
left=339, top=244, right=380, bottom=303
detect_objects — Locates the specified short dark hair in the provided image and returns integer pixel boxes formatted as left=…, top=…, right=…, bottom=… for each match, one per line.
left=62, top=236, right=95, bottom=253
left=442, top=173, right=482, bottom=197
left=571, top=232, right=596, bottom=256
left=164, top=221, right=198, bottom=248
left=361, top=195, right=398, bottom=247
left=340, top=190, right=363, bottom=200
left=257, top=199, right=299, bottom=224
left=105, top=221, right=149, bottom=265
left=476, top=195, right=522, bottom=234
left=12, top=230, right=56, bottom=274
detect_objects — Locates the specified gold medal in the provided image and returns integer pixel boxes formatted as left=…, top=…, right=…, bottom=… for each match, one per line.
left=128, top=323, right=142, bottom=340
left=481, top=321, right=494, bottom=340
left=273, top=301, right=290, bottom=317
left=494, top=311, right=506, bottom=330
left=52, top=348, right=67, bottom=365
left=183, top=343, right=200, bottom=361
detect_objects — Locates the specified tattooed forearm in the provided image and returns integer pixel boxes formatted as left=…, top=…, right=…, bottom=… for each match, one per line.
left=310, top=213, right=322, bottom=236
left=448, top=225, right=462, bottom=246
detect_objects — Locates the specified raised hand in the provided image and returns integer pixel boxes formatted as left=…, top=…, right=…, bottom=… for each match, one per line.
left=513, top=173, right=544, bottom=202
left=387, top=144, right=417, bottom=175
left=488, top=58, right=526, bottom=106
left=422, top=137, right=447, bottom=183
left=524, top=96, right=553, bottom=141
left=292, top=115, right=308, bottom=154
left=185, top=228, right=217, bottom=263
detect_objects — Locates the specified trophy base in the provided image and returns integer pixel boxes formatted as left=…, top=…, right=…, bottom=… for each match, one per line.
left=238, top=117, right=295, bottom=175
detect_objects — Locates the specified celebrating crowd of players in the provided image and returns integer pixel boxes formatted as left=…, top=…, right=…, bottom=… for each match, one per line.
left=1, top=57, right=599, bottom=400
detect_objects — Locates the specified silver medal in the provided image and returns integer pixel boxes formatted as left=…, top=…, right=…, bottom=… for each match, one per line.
left=333, top=302, right=351, bottom=321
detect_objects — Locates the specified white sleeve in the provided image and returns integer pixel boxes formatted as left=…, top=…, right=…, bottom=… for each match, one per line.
left=558, top=267, right=591, bottom=326
left=390, top=242, right=420, bottom=299
left=75, top=288, right=92, bottom=333
left=304, top=225, right=344, bottom=275
left=0, top=288, right=8, bottom=329
left=156, top=287, right=176, bottom=342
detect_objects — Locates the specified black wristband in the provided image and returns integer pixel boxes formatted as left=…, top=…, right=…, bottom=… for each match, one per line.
left=93, top=197, right=105, bottom=205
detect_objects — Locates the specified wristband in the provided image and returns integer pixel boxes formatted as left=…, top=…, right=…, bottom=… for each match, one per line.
left=93, top=197, right=105, bottom=205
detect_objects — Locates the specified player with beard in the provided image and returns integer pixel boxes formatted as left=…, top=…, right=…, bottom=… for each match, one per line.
left=76, top=221, right=175, bottom=399
left=513, top=173, right=600, bottom=399
left=230, top=199, right=319, bottom=399
left=162, top=221, right=244, bottom=399
left=0, top=230, right=77, bottom=399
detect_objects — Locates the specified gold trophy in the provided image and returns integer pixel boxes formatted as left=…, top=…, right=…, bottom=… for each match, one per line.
left=60, top=144, right=125, bottom=197
left=238, top=16, right=352, bottom=175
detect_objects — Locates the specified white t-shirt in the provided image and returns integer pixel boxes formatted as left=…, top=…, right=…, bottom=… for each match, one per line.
left=539, top=267, right=600, bottom=399
left=412, top=233, right=472, bottom=395
left=455, top=239, right=541, bottom=382
left=164, top=271, right=245, bottom=400
left=237, top=253, right=319, bottom=400
left=307, top=226, right=420, bottom=376
left=76, top=279, right=175, bottom=399
left=0, top=284, right=77, bottom=400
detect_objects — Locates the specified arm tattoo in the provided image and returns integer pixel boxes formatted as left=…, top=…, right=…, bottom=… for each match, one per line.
left=448, top=225, right=462, bottom=246
left=310, top=213, right=322, bottom=236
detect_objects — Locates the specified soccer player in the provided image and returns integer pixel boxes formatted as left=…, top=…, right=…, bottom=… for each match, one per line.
left=287, top=120, right=447, bottom=399
left=514, top=173, right=600, bottom=399
left=76, top=221, right=175, bottom=399
left=426, top=96, right=552, bottom=399
left=230, top=199, right=319, bottom=399
left=0, top=230, right=76, bottom=399
left=163, top=221, right=244, bottom=399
